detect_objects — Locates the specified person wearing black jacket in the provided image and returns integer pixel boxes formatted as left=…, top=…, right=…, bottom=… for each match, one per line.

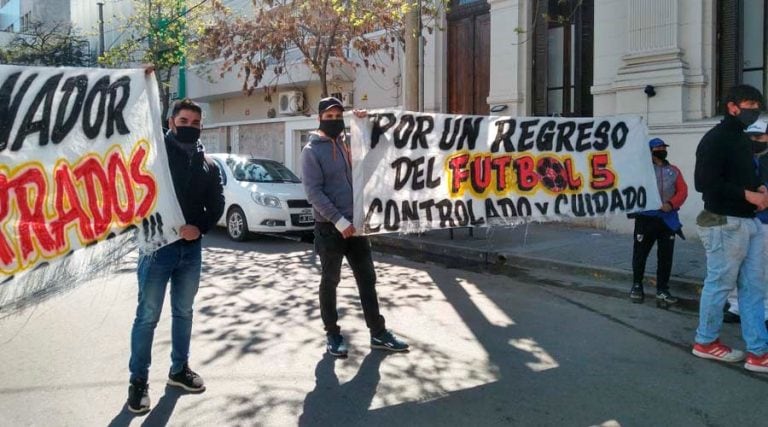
left=691, top=85, right=768, bottom=373
left=723, top=120, right=768, bottom=326
left=127, top=99, right=225, bottom=414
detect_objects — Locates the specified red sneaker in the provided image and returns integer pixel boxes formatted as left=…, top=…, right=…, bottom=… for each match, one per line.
left=692, top=339, right=745, bottom=363
left=745, top=353, right=768, bottom=373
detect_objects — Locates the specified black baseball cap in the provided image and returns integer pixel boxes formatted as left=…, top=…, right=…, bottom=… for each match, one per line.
left=318, top=96, right=344, bottom=114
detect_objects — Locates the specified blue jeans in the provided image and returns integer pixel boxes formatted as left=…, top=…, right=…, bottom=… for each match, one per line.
left=696, top=217, right=768, bottom=355
left=129, top=239, right=202, bottom=382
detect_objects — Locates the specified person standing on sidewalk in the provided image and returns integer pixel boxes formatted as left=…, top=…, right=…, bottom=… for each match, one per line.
left=301, top=97, right=409, bottom=357
left=629, top=138, right=688, bottom=308
left=692, top=85, right=768, bottom=373
left=722, top=119, right=768, bottom=327
left=127, top=99, right=225, bottom=413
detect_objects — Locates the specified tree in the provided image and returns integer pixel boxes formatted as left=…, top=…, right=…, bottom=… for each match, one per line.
left=0, top=22, right=94, bottom=67
left=99, top=0, right=211, bottom=119
left=195, top=0, right=445, bottom=100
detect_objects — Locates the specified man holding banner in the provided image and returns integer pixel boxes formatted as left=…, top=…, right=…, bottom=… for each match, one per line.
left=301, top=97, right=409, bottom=358
left=629, top=137, right=688, bottom=308
left=128, top=99, right=224, bottom=413
left=692, top=84, right=768, bottom=373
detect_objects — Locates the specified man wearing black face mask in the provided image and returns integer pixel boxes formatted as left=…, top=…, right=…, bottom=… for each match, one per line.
left=126, top=99, right=225, bottom=414
left=692, top=84, right=768, bottom=372
left=724, top=120, right=768, bottom=327
left=629, top=138, right=688, bottom=308
left=301, top=97, right=409, bottom=358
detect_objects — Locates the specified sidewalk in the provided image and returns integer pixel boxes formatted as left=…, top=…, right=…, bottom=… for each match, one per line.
left=370, top=222, right=706, bottom=298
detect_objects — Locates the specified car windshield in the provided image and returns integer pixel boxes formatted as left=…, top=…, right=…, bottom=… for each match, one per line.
left=227, top=158, right=301, bottom=183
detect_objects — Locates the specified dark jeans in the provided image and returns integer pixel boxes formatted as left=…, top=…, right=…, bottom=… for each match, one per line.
left=130, top=239, right=202, bottom=382
left=632, top=215, right=675, bottom=293
left=314, top=222, right=386, bottom=337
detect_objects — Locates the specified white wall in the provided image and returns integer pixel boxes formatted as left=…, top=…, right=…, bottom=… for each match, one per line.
left=31, top=0, right=69, bottom=25
left=487, top=0, right=532, bottom=116
left=347, top=45, right=404, bottom=110
left=590, top=0, right=725, bottom=237
left=64, top=0, right=134, bottom=57
left=0, top=0, right=21, bottom=32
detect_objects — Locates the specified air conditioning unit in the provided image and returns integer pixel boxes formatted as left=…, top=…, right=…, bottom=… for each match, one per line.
left=278, top=91, right=304, bottom=115
left=330, top=91, right=354, bottom=108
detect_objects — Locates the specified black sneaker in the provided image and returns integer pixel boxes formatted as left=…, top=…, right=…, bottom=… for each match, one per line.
left=326, top=333, right=348, bottom=357
left=167, top=364, right=205, bottom=392
left=629, top=284, right=644, bottom=304
left=656, top=291, right=678, bottom=309
left=127, top=379, right=150, bottom=414
left=723, top=310, right=741, bottom=323
left=371, top=330, right=409, bottom=352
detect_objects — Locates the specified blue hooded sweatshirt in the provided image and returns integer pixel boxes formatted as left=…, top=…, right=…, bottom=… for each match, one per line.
left=300, top=132, right=354, bottom=230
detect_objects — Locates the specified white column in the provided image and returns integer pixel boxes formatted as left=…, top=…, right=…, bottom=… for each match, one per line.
left=613, top=0, right=694, bottom=124
left=626, top=0, right=679, bottom=54
left=231, top=125, right=240, bottom=154
left=487, top=0, right=529, bottom=116
left=423, top=9, right=447, bottom=113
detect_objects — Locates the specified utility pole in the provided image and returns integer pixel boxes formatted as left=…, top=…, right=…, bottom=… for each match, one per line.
left=404, top=1, right=419, bottom=111
left=417, top=0, right=423, bottom=112
left=177, top=0, right=186, bottom=99
left=97, top=2, right=105, bottom=57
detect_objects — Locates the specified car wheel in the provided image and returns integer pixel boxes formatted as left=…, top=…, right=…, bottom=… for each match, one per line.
left=227, top=206, right=249, bottom=241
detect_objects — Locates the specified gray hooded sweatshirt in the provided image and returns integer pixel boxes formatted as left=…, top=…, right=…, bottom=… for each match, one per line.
left=301, top=132, right=354, bottom=229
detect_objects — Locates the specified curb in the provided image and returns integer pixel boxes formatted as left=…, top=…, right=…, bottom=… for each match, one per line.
left=370, top=234, right=703, bottom=308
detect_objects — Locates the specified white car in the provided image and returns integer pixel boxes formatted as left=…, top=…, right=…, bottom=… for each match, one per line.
left=208, top=153, right=315, bottom=241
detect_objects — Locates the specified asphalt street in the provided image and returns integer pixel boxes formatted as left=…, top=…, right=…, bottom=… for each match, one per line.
left=0, top=230, right=766, bottom=427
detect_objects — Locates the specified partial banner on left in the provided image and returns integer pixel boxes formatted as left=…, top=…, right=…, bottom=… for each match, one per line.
left=0, top=65, right=185, bottom=281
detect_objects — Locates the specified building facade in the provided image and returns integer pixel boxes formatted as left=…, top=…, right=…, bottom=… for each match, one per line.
left=0, top=0, right=22, bottom=34
left=0, top=0, right=131, bottom=59
left=187, top=0, right=767, bottom=234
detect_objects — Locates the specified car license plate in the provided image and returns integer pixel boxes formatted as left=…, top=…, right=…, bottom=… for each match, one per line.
left=299, top=214, right=314, bottom=223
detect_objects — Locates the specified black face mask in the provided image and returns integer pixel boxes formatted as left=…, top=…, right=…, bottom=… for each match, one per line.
left=319, top=119, right=345, bottom=139
left=652, top=150, right=668, bottom=161
left=753, top=141, right=768, bottom=155
left=174, top=126, right=201, bottom=144
left=737, top=108, right=761, bottom=128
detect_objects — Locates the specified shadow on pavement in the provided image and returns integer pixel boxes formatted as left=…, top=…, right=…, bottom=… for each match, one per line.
left=106, top=405, right=135, bottom=427
left=191, top=230, right=768, bottom=426
left=196, top=235, right=322, bottom=366
left=298, top=351, right=390, bottom=426
left=140, top=385, right=188, bottom=427
left=106, top=384, right=194, bottom=427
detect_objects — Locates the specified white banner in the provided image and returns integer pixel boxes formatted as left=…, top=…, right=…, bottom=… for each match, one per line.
left=0, top=65, right=185, bottom=279
left=352, top=111, right=661, bottom=235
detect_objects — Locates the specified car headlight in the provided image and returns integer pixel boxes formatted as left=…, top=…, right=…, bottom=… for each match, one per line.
left=251, top=192, right=282, bottom=208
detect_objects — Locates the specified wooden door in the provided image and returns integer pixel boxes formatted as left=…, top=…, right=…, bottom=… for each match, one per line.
left=447, top=1, right=490, bottom=115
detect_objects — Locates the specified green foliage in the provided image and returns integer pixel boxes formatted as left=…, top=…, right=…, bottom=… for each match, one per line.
left=99, top=0, right=210, bottom=117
